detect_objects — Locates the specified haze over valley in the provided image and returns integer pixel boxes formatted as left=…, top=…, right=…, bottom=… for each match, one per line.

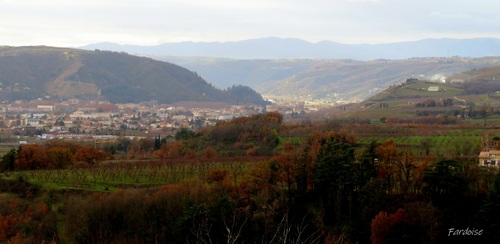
left=3, top=0, right=500, bottom=243
left=82, top=37, right=500, bottom=104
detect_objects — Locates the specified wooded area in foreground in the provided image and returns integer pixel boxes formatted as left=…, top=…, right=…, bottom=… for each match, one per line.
left=1, top=112, right=500, bottom=243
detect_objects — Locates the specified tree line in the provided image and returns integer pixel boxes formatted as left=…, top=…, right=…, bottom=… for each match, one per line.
left=1, top=112, right=500, bottom=242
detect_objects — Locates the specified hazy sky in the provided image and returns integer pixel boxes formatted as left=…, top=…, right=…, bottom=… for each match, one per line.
left=1, top=0, right=499, bottom=47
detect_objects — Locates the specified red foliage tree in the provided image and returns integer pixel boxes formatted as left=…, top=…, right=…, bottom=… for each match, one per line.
left=202, top=147, right=217, bottom=160
left=0, top=214, right=17, bottom=241
left=207, top=168, right=228, bottom=183
left=15, top=144, right=48, bottom=170
left=75, top=145, right=108, bottom=165
left=371, top=208, right=410, bottom=244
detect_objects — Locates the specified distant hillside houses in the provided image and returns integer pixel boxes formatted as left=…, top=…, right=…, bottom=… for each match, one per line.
left=217, top=115, right=237, bottom=121
left=427, top=86, right=440, bottom=92
left=69, top=110, right=116, bottom=120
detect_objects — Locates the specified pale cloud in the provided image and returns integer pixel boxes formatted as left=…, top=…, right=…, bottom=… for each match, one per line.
left=0, top=0, right=499, bottom=46
left=348, top=0, right=380, bottom=2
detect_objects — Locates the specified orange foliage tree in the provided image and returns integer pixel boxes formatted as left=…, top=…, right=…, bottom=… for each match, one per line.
left=46, top=147, right=74, bottom=169
left=202, top=147, right=217, bottom=160
left=371, top=204, right=440, bottom=244
left=371, top=208, right=410, bottom=244
left=75, top=146, right=109, bottom=165
left=376, top=140, right=429, bottom=194
left=15, top=144, right=48, bottom=170
left=273, top=154, right=301, bottom=195
left=0, top=214, right=17, bottom=241
left=376, top=140, right=399, bottom=194
left=184, top=148, right=197, bottom=159
left=154, top=141, right=185, bottom=159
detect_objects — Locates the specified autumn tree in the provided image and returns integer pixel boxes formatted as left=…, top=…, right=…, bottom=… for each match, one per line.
left=393, top=145, right=418, bottom=194
left=371, top=208, right=411, bottom=244
left=45, top=139, right=80, bottom=154
left=46, top=147, right=74, bottom=168
left=128, top=138, right=155, bottom=158
left=273, top=154, right=300, bottom=196
left=154, top=141, right=185, bottom=159
left=184, top=148, right=197, bottom=159
left=75, top=146, right=108, bottom=165
left=376, top=140, right=398, bottom=194
left=0, top=213, right=17, bottom=241
left=202, top=147, right=217, bottom=160
left=371, top=202, right=441, bottom=244
left=15, top=144, right=48, bottom=170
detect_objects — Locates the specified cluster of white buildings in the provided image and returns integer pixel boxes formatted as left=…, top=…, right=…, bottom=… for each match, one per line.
left=0, top=99, right=266, bottom=138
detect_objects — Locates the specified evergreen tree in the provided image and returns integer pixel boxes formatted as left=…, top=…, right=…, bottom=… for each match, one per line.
left=1, top=147, right=17, bottom=171
left=154, top=135, right=162, bottom=150
left=478, top=172, right=500, bottom=243
left=314, top=133, right=357, bottom=226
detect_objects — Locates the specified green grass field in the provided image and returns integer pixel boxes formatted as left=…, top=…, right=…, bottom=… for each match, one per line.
left=2, top=159, right=255, bottom=191
left=357, top=135, right=482, bottom=156
left=0, top=145, right=15, bottom=156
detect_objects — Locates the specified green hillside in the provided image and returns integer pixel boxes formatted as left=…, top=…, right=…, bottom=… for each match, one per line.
left=341, top=67, right=500, bottom=124
left=255, top=57, right=500, bottom=102
left=0, top=46, right=267, bottom=105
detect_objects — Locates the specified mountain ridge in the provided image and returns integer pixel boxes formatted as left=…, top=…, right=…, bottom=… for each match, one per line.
left=0, top=46, right=267, bottom=105
left=155, top=56, right=500, bottom=103
left=80, top=37, right=500, bottom=60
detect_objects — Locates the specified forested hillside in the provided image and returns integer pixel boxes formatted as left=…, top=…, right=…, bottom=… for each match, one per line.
left=0, top=46, right=267, bottom=105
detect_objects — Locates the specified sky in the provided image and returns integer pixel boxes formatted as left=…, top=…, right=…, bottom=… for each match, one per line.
left=1, top=0, right=500, bottom=47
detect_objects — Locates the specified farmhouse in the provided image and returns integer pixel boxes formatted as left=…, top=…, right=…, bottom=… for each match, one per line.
left=478, top=150, right=500, bottom=167
left=427, top=86, right=439, bottom=92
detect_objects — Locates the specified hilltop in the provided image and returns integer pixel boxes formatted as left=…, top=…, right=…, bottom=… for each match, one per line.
left=256, top=57, right=500, bottom=103
left=337, top=65, right=500, bottom=124
left=0, top=46, right=267, bottom=105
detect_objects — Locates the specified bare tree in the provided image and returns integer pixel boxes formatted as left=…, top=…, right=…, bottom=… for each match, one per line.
left=223, top=208, right=248, bottom=244
left=189, top=206, right=213, bottom=244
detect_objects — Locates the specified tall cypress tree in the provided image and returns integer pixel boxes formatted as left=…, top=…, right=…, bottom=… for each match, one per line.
left=314, top=134, right=357, bottom=226
left=1, top=147, right=18, bottom=171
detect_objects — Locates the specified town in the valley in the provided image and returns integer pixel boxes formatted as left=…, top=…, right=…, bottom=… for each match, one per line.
left=0, top=98, right=326, bottom=142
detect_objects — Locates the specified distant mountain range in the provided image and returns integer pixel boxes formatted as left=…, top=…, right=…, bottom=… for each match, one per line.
left=155, top=56, right=500, bottom=103
left=0, top=46, right=267, bottom=105
left=81, top=37, right=500, bottom=60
